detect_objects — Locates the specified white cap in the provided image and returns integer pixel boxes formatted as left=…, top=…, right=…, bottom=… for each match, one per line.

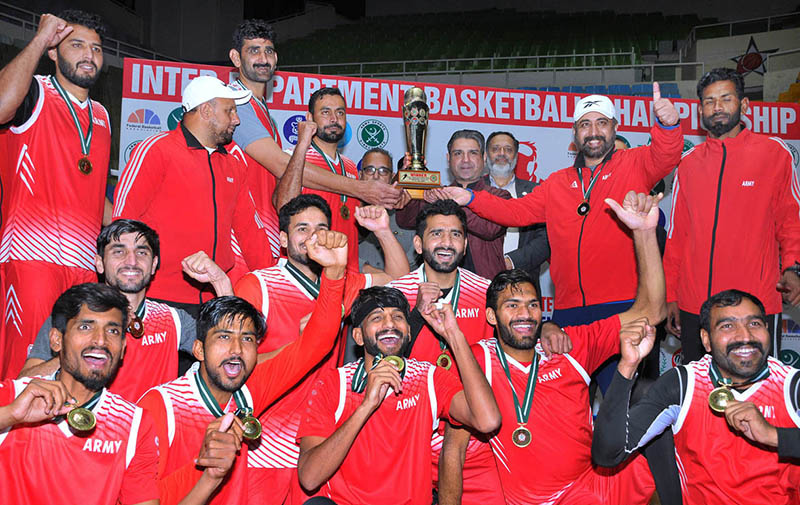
left=182, top=76, right=252, bottom=112
left=573, top=95, right=616, bottom=123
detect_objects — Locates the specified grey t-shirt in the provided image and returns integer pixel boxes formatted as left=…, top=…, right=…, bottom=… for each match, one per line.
left=28, top=303, right=197, bottom=360
left=232, top=101, right=274, bottom=151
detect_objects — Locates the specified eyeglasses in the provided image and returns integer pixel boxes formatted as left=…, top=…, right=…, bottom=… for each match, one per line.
left=361, top=165, right=392, bottom=177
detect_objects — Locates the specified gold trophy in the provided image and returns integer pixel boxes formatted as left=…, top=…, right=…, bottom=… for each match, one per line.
left=397, top=87, right=441, bottom=199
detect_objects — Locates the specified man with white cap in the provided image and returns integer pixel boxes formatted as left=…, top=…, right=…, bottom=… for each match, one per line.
left=431, top=84, right=681, bottom=329
left=113, top=75, right=276, bottom=314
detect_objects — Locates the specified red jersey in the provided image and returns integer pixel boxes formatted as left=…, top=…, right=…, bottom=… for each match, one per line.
left=387, top=265, right=493, bottom=362
left=296, top=358, right=463, bottom=505
left=674, top=356, right=800, bottom=505
left=0, top=375, right=159, bottom=504
left=471, top=316, right=651, bottom=504
left=0, top=75, right=110, bottom=271
left=301, top=146, right=360, bottom=272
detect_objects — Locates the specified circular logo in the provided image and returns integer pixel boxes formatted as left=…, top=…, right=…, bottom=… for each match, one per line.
left=671, top=348, right=683, bottom=368
left=282, top=115, right=306, bottom=145
left=779, top=349, right=800, bottom=367
left=682, top=138, right=695, bottom=153
left=357, top=119, right=389, bottom=149
left=126, top=108, right=161, bottom=132
left=123, top=140, right=142, bottom=164
left=787, top=143, right=799, bottom=169
left=167, top=107, right=184, bottom=131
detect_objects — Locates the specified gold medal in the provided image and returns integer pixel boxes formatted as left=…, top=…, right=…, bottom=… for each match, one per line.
left=708, top=386, right=735, bottom=413
left=512, top=425, right=532, bottom=448
left=128, top=315, right=144, bottom=338
left=241, top=415, right=262, bottom=440
left=577, top=201, right=590, bottom=216
left=384, top=355, right=405, bottom=372
left=437, top=353, right=452, bottom=370
left=78, top=156, right=93, bottom=175
left=340, top=204, right=350, bottom=220
left=67, top=407, right=96, bottom=432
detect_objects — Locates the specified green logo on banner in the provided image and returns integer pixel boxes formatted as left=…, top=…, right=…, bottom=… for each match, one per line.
left=357, top=119, right=388, bottom=149
left=683, top=138, right=695, bottom=153
left=167, top=107, right=184, bottom=131
left=780, top=349, right=800, bottom=367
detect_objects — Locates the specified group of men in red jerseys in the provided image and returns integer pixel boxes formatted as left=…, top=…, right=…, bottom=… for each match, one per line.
left=1, top=7, right=800, bottom=505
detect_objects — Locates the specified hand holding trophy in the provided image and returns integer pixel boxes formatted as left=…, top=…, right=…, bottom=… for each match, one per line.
left=396, top=87, right=441, bottom=199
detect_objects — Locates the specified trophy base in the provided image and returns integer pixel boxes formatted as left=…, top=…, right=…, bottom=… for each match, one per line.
left=396, top=169, right=441, bottom=200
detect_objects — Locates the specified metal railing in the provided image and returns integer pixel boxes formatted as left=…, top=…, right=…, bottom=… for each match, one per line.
left=682, top=11, right=800, bottom=59
left=265, top=1, right=331, bottom=24
left=764, top=47, right=800, bottom=72
left=0, top=1, right=180, bottom=63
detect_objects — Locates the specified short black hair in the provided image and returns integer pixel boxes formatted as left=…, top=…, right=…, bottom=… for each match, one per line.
left=51, top=283, right=129, bottom=334
left=363, top=147, right=393, bottom=166
left=447, top=129, right=485, bottom=155
left=697, top=68, right=745, bottom=100
left=350, top=286, right=410, bottom=329
left=486, top=131, right=519, bottom=153
left=196, top=296, right=266, bottom=343
left=97, top=219, right=160, bottom=270
left=309, top=87, right=345, bottom=114
left=231, top=19, right=277, bottom=52
left=415, top=199, right=468, bottom=238
left=278, top=194, right=332, bottom=233
left=57, top=9, right=106, bottom=41
left=486, top=269, right=538, bottom=311
left=699, top=289, right=766, bottom=333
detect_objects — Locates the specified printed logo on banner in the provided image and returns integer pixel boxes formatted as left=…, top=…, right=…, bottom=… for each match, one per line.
left=780, top=319, right=800, bottom=367
left=683, top=138, right=695, bottom=153
left=123, top=140, right=142, bottom=164
left=126, top=108, right=161, bottom=132
left=167, top=107, right=184, bottom=131
left=283, top=115, right=306, bottom=145
left=516, top=141, right=539, bottom=183
left=567, top=141, right=578, bottom=160
left=615, top=134, right=631, bottom=149
left=357, top=119, right=388, bottom=149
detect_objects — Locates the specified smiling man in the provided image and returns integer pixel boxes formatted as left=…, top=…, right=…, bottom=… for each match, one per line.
left=0, top=10, right=113, bottom=379
left=593, top=289, right=800, bottom=505
left=138, top=228, right=349, bottom=505
left=0, top=283, right=159, bottom=504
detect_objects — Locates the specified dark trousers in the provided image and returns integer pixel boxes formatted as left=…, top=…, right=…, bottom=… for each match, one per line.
left=679, top=310, right=782, bottom=363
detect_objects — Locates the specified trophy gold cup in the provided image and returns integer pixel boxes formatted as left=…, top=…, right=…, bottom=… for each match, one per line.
left=396, top=87, right=440, bottom=199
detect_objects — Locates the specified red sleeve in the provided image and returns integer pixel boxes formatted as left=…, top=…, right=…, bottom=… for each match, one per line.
left=295, top=368, right=340, bottom=442
left=343, top=273, right=368, bottom=313
left=773, top=142, right=800, bottom=269
left=663, top=164, right=687, bottom=304
left=234, top=273, right=265, bottom=314
left=233, top=178, right=276, bottom=271
left=435, top=366, right=465, bottom=422
left=469, top=182, right=547, bottom=227
left=247, top=274, right=345, bottom=413
left=564, top=315, right=621, bottom=375
left=0, top=379, right=15, bottom=406
left=113, top=137, right=166, bottom=219
left=138, top=390, right=201, bottom=505
left=638, top=121, right=684, bottom=188
left=118, top=409, right=160, bottom=505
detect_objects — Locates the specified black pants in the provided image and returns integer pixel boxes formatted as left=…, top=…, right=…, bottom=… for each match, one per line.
left=679, top=310, right=782, bottom=363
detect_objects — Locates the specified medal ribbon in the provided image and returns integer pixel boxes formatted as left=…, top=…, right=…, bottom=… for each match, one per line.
left=50, top=75, right=93, bottom=156
left=351, top=354, right=406, bottom=393
left=134, top=299, right=146, bottom=319
left=310, top=141, right=347, bottom=204
left=284, top=261, right=320, bottom=299
left=709, top=361, right=770, bottom=389
left=236, top=79, right=279, bottom=142
left=423, top=268, right=460, bottom=351
left=55, top=370, right=103, bottom=414
left=195, top=369, right=252, bottom=417
left=575, top=158, right=609, bottom=207
left=494, top=340, right=539, bottom=426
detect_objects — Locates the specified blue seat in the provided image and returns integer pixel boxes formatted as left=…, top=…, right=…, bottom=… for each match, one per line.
left=542, top=86, right=561, bottom=92
left=631, top=83, right=651, bottom=96
left=563, top=85, right=585, bottom=93
left=607, top=84, right=633, bottom=95
left=658, top=82, right=681, bottom=98
left=584, top=85, right=608, bottom=94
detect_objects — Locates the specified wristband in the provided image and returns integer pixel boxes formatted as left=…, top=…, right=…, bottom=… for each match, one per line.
left=465, top=188, right=475, bottom=206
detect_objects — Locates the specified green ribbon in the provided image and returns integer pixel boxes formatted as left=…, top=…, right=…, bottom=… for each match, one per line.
left=495, top=339, right=539, bottom=426
left=194, top=368, right=252, bottom=418
left=423, top=268, right=460, bottom=351
left=351, top=354, right=406, bottom=393
left=310, top=140, right=347, bottom=204
left=284, top=260, right=320, bottom=299
left=50, top=75, right=93, bottom=156
left=235, top=79, right=279, bottom=142
left=709, top=360, right=770, bottom=389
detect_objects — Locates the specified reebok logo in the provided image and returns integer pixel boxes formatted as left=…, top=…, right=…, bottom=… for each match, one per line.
left=570, top=181, right=578, bottom=188
left=82, top=438, right=122, bottom=454
left=602, top=173, right=611, bottom=180
left=742, top=180, right=754, bottom=187
left=396, top=393, right=420, bottom=410
left=226, top=177, right=234, bottom=183
left=583, top=100, right=601, bottom=108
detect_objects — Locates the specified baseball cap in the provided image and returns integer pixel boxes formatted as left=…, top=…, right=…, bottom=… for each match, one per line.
left=573, top=95, right=616, bottom=123
left=182, top=76, right=252, bottom=112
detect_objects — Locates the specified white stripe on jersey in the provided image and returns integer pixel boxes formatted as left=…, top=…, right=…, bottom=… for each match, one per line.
left=334, top=367, right=347, bottom=423
left=768, top=137, right=800, bottom=218
left=126, top=407, right=143, bottom=468
left=166, top=305, right=182, bottom=352
left=10, top=77, right=45, bottom=135
left=667, top=167, right=681, bottom=238
left=156, top=387, right=177, bottom=445
left=114, top=132, right=169, bottom=215
left=427, top=366, right=438, bottom=431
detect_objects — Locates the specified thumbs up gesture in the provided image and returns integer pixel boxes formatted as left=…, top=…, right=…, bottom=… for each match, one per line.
left=652, top=82, right=679, bottom=127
